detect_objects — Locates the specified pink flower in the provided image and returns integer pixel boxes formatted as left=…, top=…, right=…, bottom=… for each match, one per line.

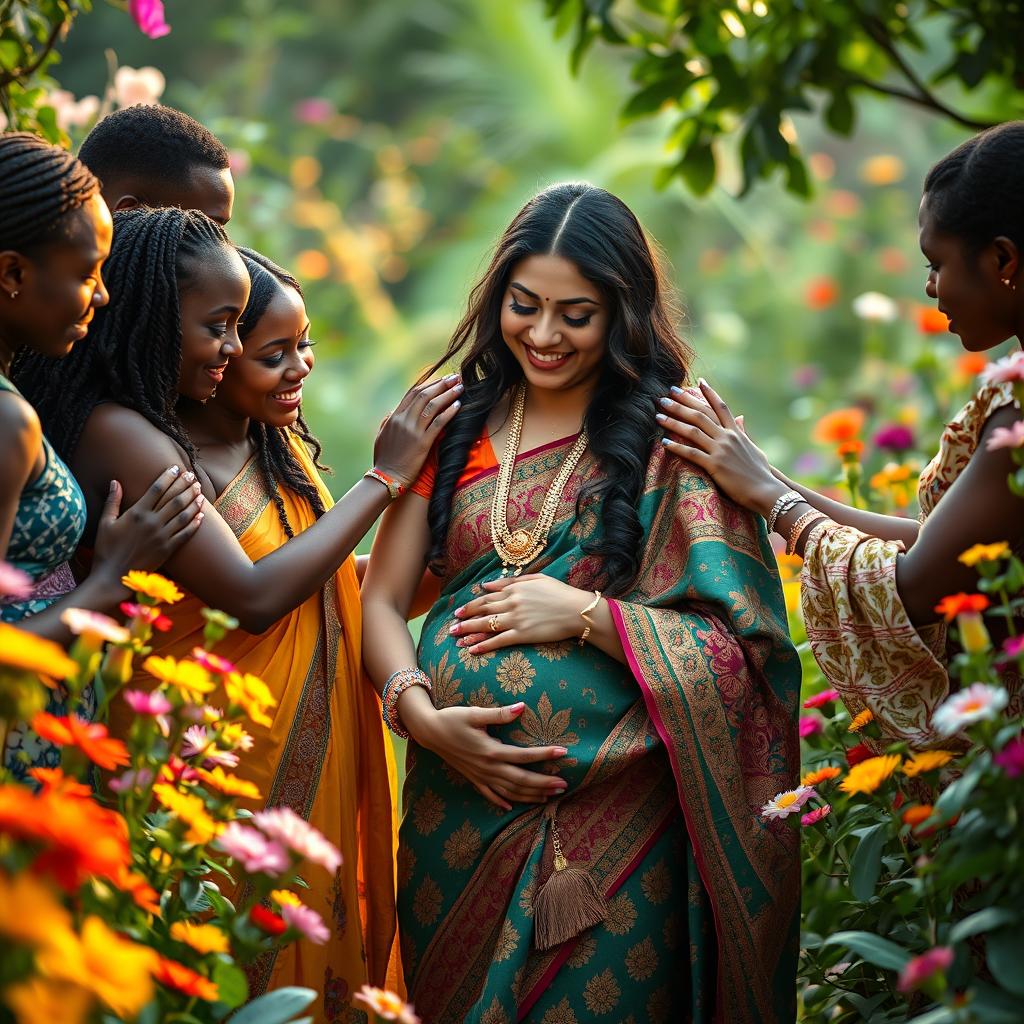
left=761, top=785, right=817, bottom=820
left=61, top=608, right=130, bottom=645
left=873, top=424, right=915, bottom=452
left=803, top=689, right=840, bottom=710
left=932, top=682, right=1009, bottom=737
left=123, top=689, right=172, bottom=716
left=45, top=90, right=100, bottom=131
left=985, top=420, right=1024, bottom=451
left=228, top=150, right=250, bottom=177
left=281, top=902, right=330, bottom=944
left=191, top=648, right=237, bottom=676
left=0, top=561, right=32, bottom=599
left=294, top=98, right=333, bottom=125
left=355, top=986, right=420, bottom=1024
left=180, top=725, right=238, bottom=768
left=254, top=807, right=341, bottom=874
left=799, top=716, right=823, bottom=738
left=128, top=0, right=171, bottom=38
left=897, top=946, right=954, bottom=994
left=108, top=767, right=153, bottom=793
left=980, top=351, right=1024, bottom=387
left=801, top=804, right=832, bottom=827
left=121, top=602, right=172, bottom=631
left=216, top=823, right=290, bottom=875
left=995, top=734, right=1024, bottom=778
left=1002, top=636, right=1024, bottom=659
left=113, top=66, right=166, bottom=108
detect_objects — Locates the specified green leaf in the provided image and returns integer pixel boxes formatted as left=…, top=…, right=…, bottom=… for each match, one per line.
left=823, top=930, right=912, bottom=971
left=987, top=925, right=1024, bottom=996
left=849, top=823, right=886, bottom=901
left=622, top=71, right=694, bottom=120
left=679, top=137, right=716, bottom=196
left=824, top=89, right=855, bottom=135
left=949, top=908, right=1018, bottom=944
left=906, top=1009, right=954, bottom=1024
left=229, top=987, right=317, bottom=1024
left=180, top=874, right=210, bottom=912
left=932, top=756, right=987, bottom=822
left=212, top=960, right=248, bottom=1010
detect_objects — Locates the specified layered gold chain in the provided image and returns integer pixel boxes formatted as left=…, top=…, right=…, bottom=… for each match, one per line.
left=489, top=384, right=590, bottom=576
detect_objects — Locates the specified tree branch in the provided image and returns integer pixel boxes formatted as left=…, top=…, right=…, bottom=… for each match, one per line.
left=0, top=12, right=69, bottom=89
left=844, top=72, right=998, bottom=131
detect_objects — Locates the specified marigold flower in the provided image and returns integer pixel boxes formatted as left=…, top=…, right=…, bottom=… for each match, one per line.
left=901, top=804, right=934, bottom=827
left=958, top=542, right=1011, bottom=567
left=897, top=946, right=954, bottom=994
left=848, top=708, right=874, bottom=733
left=122, top=570, right=182, bottom=604
left=837, top=440, right=864, bottom=458
left=170, top=921, right=230, bottom=955
left=934, top=593, right=989, bottom=622
left=801, top=766, right=841, bottom=787
left=282, top=902, right=330, bottom=944
left=196, top=766, right=261, bottom=800
left=249, top=903, right=288, bottom=935
left=932, top=683, right=1009, bottom=737
left=813, top=407, right=866, bottom=445
left=152, top=783, right=221, bottom=845
left=143, top=655, right=215, bottom=700
left=801, top=804, right=831, bottom=827
left=216, top=822, right=290, bottom=874
left=254, top=806, right=342, bottom=874
left=985, top=421, right=1024, bottom=451
left=113, top=867, right=161, bottom=915
left=32, top=713, right=130, bottom=770
left=760, top=785, right=817, bottom=820
left=799, top=715, right=823, bottom=738
left=980, top=351, right=1024, bottom=387
left=839, top=754, right=902, bottom=795
left=0, top=622, right=77, bottom=681
left=0, top=560, right=32, bottom=599
left=60, top=608, right=130, bottom=646
left=901, top=750, right=954, bottom=777
left=916, top=306, right=950, bottom=334
left=995, top=734, right=1024, bottom=778
left=803, top=689, right=840, bottom=710
left=154, top=957, right=219, bottom=1002
left=224, top=671, right=277, bottom=726
left=28, top=766, right=92, bottom=798
left=272, top=889, right=302, bottom=907
left=355, top=986, right=421, bottom=1024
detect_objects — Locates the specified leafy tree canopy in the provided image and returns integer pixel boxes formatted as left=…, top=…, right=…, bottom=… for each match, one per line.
left=543, top=0, right=1024, bottom=197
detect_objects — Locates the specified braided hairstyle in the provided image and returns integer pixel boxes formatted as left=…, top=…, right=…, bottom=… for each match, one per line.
left=422, top=182, right=691, bottom=596
left=924, top=121, right=1024, bottom=253
left=14, top=207, right=231, bottom=464
left=236, top=247, right=329, bottom=538
left=0, top=132, right=98, bottom=253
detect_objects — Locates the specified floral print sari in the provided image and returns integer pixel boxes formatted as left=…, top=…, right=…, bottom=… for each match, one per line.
left=402, top=434, right=801, bottom=1023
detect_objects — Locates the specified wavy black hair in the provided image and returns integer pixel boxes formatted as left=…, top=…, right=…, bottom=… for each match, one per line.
left=13, top=206, right=232, bottom=464
left=235, top=247, right=330, bottom=538
left=924, top=121, right=1024, bottom=253
left=423, top=182, right=692, bottom=595
left=0, top=132, right=99, bottom=253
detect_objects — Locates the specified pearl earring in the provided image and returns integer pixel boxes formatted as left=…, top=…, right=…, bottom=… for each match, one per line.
left=7, top=291, right=17, bottom=299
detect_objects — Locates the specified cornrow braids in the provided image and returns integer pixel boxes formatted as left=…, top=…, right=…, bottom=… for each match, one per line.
left=236, top=247, right=329, bottom=537
left=0, top=132, right=99, bottom=252
left=13, top=207, right=231, bottom=464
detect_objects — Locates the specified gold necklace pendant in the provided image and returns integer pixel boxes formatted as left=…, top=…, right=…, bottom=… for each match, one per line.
left=489, top=384, right=589, bottom=574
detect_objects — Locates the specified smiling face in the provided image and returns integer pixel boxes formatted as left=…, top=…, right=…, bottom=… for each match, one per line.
left=498, top=253, right=608, bottom=395
left=176, top=244, right=250, bottom=402
left=214, top=282, right=314, bottom=427
left=918, top=193, right=1021, bottom=352
left=0, top=193, right=113, bottom=360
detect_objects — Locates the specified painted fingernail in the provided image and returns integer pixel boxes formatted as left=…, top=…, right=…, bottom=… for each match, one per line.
left=655, top=413, right=666, bottom=422
left=661, top=437, right=671, bottom=446
left=449, top=624, right=460, bottom=635
left=454, top=606, right=464, bottom=616
left=698, top=377, right=707, bottom=387
left=169, top=465, right=180, bottom=476
left=659, top=396, right=672, bottom=407
left=196, top=511, right=205, bottom=522
left=183, top=471, right=195, bottom=483
left=196, top=493, right=205, bottom=507
left=192, top=481, right=201, bottom=493
left=455, top=383, right=464, bottom=393
left=552, top=747, right=568, bottom=756
left=670, top=385, right=684, bottom=395
left=446, top=372, right=459, bottom=381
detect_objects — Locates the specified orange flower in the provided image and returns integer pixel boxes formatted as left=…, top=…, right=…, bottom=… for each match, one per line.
left=28, top=767, right=93, bottom=799
left=31, top=713, right=130, bottom=770
left=934, top=593, right=990, bottom=623
left=916, top=306, right=950, bottom=334
left=154, top=958, right=219, bottom=1002
left=801, top=766, right=841, bottom=787
left=113, top=867, right=162, bottom=915
left=956, top=352, right=988, bottom=378
left=836, top=439, right=865, bottom=458
left=805, top=276, right=838, bottom=310
left=848, top=708, right=874, bottom=733
left=813, top=407, right=866, bottom=445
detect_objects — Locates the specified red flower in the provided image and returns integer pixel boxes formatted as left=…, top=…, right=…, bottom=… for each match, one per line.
left=803, top=689, right=840, bottom=709
left=916, top=306, right=950, bottom=334
left=934, top=593, right=990, bottom=623
left=31, top=713, right=130, bottom=770
left=120, top=602, right=172, bottom=631
left=846, top=743, right=871, bottom=766
left=805, top=276, right=838, bottom=310
left=249, top=904, right=287, bottom=936
left=154, top=958, right=219, bottom=1001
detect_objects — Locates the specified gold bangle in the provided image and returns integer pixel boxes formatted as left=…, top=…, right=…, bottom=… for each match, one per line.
left=787, top=510, right=826, bottom=556
left=578, top=590, right=602, bottom=646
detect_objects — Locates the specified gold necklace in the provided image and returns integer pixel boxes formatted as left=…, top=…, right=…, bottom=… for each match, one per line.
left=489, top=384, right=589, bottom=576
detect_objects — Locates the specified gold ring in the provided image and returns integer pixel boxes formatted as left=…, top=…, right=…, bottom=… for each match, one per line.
left=488, top=614, right=501, bottom=633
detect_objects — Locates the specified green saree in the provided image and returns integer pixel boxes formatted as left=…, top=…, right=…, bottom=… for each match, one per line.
left=401, top=434, right=801, bottom=1023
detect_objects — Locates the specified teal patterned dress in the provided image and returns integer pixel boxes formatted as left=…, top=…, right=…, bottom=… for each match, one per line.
left=0, top=374, right=90, bottom=779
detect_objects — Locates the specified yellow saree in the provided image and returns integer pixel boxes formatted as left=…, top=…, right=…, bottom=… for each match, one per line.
left=110, top=435, right=398, bottom=1023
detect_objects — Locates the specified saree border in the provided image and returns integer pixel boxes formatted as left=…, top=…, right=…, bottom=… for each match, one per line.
left=215, top=454, right=270, bottom=535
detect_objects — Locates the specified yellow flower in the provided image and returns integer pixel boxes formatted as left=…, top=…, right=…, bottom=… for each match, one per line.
left=143, top=655, right=215, bottom=700
left=839, top=754, right=902, bottom=795
left=271, top=889, right=302, bottom=908
left=902, top=750, right=955, bottom=778
left=958, top=542, right=1010, bottom=567
left=0, top=622, right=77, bottom=680
left=122, top=570, right=183, bottom=604
left=4, top=977, right=93, bottom=1024
left=196, top=766, right=262, bottom=800
left=153, top=783, right=222, bottom=845
left=219, top=722, right=254, bottom=751
left=0, top=871, right=74, bottom=948
left=224, top=671, right=277, bottom=727
left=150, top=847, right=173, bottom=869
left=848, top=708, right=874, bottom=733
left=170, top=921, right=230, bottom=955
left=37, top=916, right=157, bottom=1018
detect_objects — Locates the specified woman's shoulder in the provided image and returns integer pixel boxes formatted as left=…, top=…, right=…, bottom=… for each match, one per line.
left=80, top=404, right=186, bottom=473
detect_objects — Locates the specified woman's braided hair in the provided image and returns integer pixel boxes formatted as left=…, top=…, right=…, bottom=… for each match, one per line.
left=236, top=247, right=329, bottom=538
left=13, top=206, right=231, bottom=464
left=0, top=132, right=99, bottom=253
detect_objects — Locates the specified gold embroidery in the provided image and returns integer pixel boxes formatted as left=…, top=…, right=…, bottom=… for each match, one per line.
left=396, top=844, right=416, bottom=889
left=442, top=821, right=482, bottom=871
left=566, top=931, right=596, bottom=967
left=518, top=864, right=538, bottom=919
left=540, top=996, right=579, bottom=1024
left=603, top=893, right=637, bottom=936
left=535, top=639, right=574, bottom=662
left=412, top=875, right=442, bottom=926
left=430, top=652, right=463, bottom=709
left=493, top=920, right=519, bottom=963
left=457, top=644, right=495, bottom=672
left=480, top=996, right=510, bottom=1024
left=624, top=937, right=659, bottom=981
left=583, top=968, right=621, bottom=1015
left=640, top=858, right=672, bottom=905
left=509, top=692, right=579, bottom=749
left=466, top=685, right=498, bottom=709
left=412, top=789, right=445, bottom=835
left=646, top=986, right=671, bottom=1024
left=495, top=650, right=535, bottom=696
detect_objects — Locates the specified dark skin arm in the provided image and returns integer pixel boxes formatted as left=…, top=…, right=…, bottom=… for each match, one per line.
left=356, top=553, right=441, bottom=619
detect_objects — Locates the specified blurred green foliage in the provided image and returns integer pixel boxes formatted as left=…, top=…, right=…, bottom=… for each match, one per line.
left=543, top=0, right=1024, bottom=197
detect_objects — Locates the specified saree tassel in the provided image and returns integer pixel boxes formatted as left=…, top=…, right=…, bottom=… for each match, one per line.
left=533, top=810, right=607, bottom=951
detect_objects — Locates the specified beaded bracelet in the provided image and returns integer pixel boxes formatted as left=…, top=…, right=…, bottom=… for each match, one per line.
left=786, top=510, right=827, bottom=556
left=381, top=667, right=432, bottom=739
left=766, top=490, right=804, bottom=534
